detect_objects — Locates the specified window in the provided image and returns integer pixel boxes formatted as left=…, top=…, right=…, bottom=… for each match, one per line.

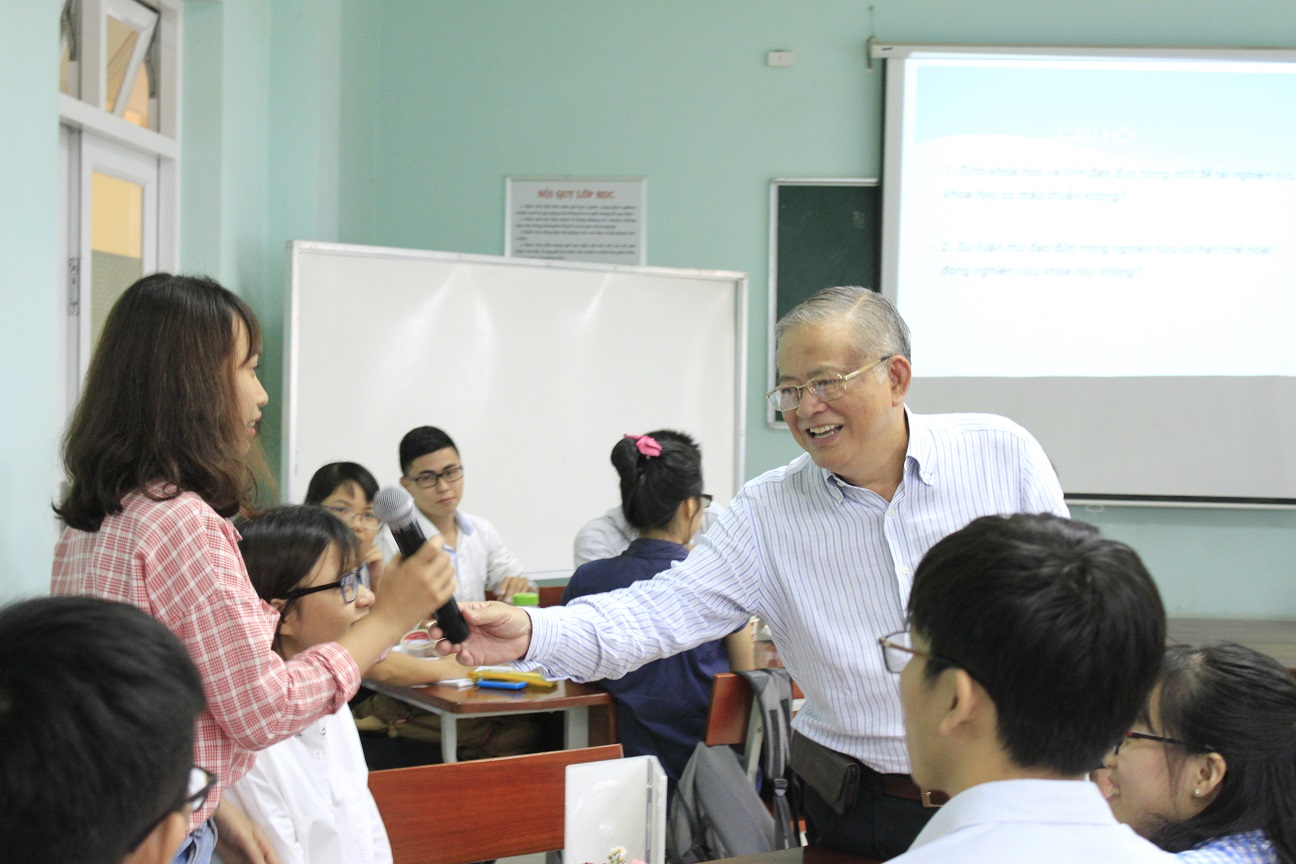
left=57, top=0, right=178, bottom=420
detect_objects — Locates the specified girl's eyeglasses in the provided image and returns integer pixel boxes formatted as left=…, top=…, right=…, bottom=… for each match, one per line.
left=275, top=565, right=369, bottom=604
left=1114, top=729, right=1214, bottom=755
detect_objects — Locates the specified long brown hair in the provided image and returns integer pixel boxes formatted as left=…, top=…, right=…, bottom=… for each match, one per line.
left=55, top=273, right=268, bottom=530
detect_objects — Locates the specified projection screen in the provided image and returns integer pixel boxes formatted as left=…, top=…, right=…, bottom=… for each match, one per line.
left=876, top=43, right=1296, bottom=505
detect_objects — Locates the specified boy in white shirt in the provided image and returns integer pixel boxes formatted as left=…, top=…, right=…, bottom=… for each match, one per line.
left=882, top=513, right=1179, bottom=864
left=379, top=425, right=531, bottom=602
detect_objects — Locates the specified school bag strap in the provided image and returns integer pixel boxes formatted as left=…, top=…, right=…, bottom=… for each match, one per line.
left=736, top=668, right=798, bottom=851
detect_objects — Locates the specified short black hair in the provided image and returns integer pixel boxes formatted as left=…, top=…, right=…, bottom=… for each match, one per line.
left=399, top=426, right=458, bottom=476
left=611, top=430, right=704, bottom=532
left=238, top=505, right=361, bottom=617
left=1148, top=642, right=1296, bottom=861
left=908, top=513, right=1166, bottom=776
left=304, top=461, right=379, bottom=505
left=0, top=596, right=205, bottom=863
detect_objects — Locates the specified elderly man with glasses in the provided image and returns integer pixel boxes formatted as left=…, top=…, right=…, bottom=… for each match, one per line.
left=435, top=285, right=1066, bottom=860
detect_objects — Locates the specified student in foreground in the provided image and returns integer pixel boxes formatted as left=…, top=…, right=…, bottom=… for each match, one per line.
left=0, top=596, right=208, bottom=864
left=1103, top=641, right=1296, bottom=864
left=881, top=513, right=1178, bottom=863
left=225, top=506, right=392, bottom=864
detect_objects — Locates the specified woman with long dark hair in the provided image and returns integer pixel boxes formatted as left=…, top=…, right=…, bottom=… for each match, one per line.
left=1104, top=641, right=1296, bottom=863
left=52, top=273, right=453, bottom=864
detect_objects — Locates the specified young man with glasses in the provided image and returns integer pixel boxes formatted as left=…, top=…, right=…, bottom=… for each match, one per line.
left=878, top=513, right=1176, bottom=863
left=0, top=595, right=208, bottom=864
left=434, top=286, right=1066, bottom=859
left=378, top=425, right=532, bottom=603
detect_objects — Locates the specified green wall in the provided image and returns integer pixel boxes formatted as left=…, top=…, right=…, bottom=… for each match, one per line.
left=1, top=0, right=1293, bottom=614
left=346, top=1, right=1296, bottom=617
left=0, top=0, right=60, bottom=601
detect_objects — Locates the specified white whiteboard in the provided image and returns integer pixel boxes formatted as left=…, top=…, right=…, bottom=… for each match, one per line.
left=284, top=242, right=748, bottom=575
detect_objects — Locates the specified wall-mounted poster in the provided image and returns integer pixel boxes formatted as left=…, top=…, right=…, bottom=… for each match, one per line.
left=507, top=177, right=646, bottom=265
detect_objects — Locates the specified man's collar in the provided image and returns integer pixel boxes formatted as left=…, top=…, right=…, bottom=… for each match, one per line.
left=817, top=404, right=934, bottom=497
left=903, top=405, right=936, bottom=487
left=417, top=509, right=474, bottom=537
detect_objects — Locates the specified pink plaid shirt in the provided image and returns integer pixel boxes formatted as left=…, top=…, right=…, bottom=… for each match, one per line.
left=52, top=488, right=361, bottom=829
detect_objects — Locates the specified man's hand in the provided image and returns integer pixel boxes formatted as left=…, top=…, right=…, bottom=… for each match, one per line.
left=213, top=800, right=281, bottom=864
left=493, top=575, right=533, bottom=603
left=431, top=600, right=533, bottom=666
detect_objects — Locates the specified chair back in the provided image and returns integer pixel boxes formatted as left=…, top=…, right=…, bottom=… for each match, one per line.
left=370, top=743, right=623, bottom=864
left=705, top=672, right=753, bottom=746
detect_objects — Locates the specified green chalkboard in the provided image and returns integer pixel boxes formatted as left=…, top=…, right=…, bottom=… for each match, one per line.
left=772, top=181, right=882, bottom=322
left=768, top=180, right=882, bottom=426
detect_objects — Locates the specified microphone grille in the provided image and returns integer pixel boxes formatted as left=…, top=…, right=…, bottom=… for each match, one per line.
left=373, top=486, right=415, bottom=526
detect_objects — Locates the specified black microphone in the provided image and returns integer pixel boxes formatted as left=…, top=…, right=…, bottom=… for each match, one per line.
left=372, top=485, right=470, bottom=644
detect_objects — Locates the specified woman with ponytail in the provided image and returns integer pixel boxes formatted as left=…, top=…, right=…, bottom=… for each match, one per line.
left=561, top=430, right=754, bottom=794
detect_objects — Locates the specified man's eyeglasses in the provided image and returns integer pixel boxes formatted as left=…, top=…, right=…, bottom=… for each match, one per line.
left=406, top=466, right=464, bottom=488
left=877, top=629, right=958, bottom=674
left=699, top=493, right=714, bottom=507
left=276, top=565, right=369, bottom=604
left=1114, top=729, right=1214, bottom=755
left=766, top=356, right=892, bottom=412
left=129, top=766, right=217, bottom=850
left=322, top=504, right=378, bottom=527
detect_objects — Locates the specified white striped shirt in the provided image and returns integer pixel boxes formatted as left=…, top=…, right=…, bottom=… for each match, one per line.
left=527, top=410, right=1067, bottom=773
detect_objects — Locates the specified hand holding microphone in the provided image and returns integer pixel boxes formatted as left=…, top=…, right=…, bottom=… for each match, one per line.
left=373, top=485, right=470, bottom=644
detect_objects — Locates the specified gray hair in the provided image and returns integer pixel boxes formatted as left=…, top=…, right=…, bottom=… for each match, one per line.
left=774, top=286, right=912, bottom=363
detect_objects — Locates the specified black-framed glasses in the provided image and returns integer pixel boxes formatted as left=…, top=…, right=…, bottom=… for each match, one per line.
left=699, top=493, right=714, bottom=507
left=877, top=629, right=959, bottom=674
left=766, top=356, right=892, bottom=412
left=276, top=565, right=368, bottom=604
left=129, top=766, right=217, bottom=850
left=322, top=503, right=379, bottom=527
left=406, top=465, right=464, bottom=488
left=1114, top=729, right=1214, bottom=755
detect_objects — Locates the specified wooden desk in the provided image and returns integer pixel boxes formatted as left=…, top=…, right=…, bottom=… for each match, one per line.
left=363, top=678, right=614, bottom=763
left=711, top=845, right=879, bottom=864
left=1167, top=618, right=1296, bottom=669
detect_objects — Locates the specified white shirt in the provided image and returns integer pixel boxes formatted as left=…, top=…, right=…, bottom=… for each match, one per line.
left=378, top=509, right=524, bottom=602
left=527, top=411, right=1067, bottom=773
left=223, top=706, right=392, bottom=864
left=572, top=503, right=724, bottom=567
left=897, top=779, right=1179, bottom=864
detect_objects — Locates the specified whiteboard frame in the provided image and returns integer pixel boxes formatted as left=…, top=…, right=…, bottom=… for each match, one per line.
left=283, top=241, right=750, bottom=568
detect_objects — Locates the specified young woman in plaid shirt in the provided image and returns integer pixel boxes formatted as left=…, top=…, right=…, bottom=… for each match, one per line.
left=52, top=274, right=455, bottom=864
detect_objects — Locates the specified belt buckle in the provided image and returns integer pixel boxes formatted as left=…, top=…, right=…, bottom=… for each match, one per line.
left=921, top=788, right=943, bottom=808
